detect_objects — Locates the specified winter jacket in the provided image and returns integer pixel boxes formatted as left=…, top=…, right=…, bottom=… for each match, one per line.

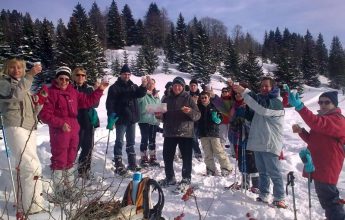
left=0, top=74, right=37, bottom=130
left=212, top=95, right=233, bottom=124
left=74, top=83, right=99, bottom=129
left=197, top=102, right=222, bottom=138
left=106, top=78, right=146, bottom=124
left=242, top=88, right=285, bottom=156
left=162, top=91, right=201, bottom=138
left=138, top=92, right=160, bottom=125
left=298, top=107, right=345, bottom=184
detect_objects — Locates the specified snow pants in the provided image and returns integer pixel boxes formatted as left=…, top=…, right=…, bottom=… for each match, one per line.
left=4, top=127, right=44, bottom=214
left=200, top=137, right=233, bottom=173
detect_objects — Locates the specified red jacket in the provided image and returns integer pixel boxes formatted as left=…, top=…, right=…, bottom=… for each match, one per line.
left=298, top=107, right=345, bottom=184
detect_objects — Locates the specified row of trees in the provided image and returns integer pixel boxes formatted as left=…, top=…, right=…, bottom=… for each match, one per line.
left=0, top=0, right=345, bottom=89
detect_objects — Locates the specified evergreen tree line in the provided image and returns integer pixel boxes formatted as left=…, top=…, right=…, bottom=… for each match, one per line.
left=1, top=0, right=345, bottom=89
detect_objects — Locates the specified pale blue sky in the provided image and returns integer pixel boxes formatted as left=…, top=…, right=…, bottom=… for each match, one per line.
left=2, top=0, right=344, bottom=48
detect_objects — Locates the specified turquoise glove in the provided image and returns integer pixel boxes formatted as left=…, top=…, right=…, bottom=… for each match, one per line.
left=107, top=113, right=119, bottom=130
left=284, top=85, right=304, bottom=111
left=299, top=148, right=315, bottom=173
left=211, top=111, right=221, bottom=124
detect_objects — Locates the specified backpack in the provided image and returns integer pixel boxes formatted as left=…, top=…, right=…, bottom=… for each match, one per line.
left=122, top=177, right=165, bottom=220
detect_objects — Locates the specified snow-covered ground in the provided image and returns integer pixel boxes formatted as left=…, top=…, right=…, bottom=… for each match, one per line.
left=1, top=50, right=345, bottom=220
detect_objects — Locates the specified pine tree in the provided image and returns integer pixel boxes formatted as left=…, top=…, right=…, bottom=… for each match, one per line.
left=175, top=13, right=192, bottom=73
left=136, top=49, right=147, bottom=76
left=142, top=43, right=158, bottom=74
left=89, top=2, right=106, bottom=47
left=240, top=50, right=263, bottom=92
left=123, top=50, right=129, bottom=64
left=0, top=14, right=12, bottom=63
left=328, top=36, right=345, bottom=88
left=129, top=57, right=138, bottom=75
left=144, top=3, right=164, bottom=48
left=111, top=57, right=121, bottom=76
left=315, top=33, right=328, bottom=76
left=106, top=0, right=125, bottom=49
left=122, top=4, right=137, bottom=46
left=136, top=19, right=145, bottom=46
left=164, top=22, right=177, bottom=63
left=223, top=38, right=241, bottom=80
left=162, top=58, right=170, bottom=74
left=55, top=19, right=68, bottom=66
left=301, top=31, right=320, bottom=87
left=191, top=20, right=214, bottom=84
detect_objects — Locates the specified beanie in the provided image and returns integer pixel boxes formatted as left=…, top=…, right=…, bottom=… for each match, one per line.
left=120, top=64, right=131, bottom=74
left=189, top=79, right=198, bottom=85
left=320, top=91, right=338, bottom=107
left=165, top=81, right=173, bottom=90
left=172, top=76, right=185, bottom=86
left=56, top=66, right=72, bottom=78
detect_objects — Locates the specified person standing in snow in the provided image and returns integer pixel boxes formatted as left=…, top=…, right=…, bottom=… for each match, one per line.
left=233, top=77, right=286, bottom=208
left=288, top=88, right=345, bottom=220
left=188, top=79, right=203, bottom=161
left=138, top=78, right=161, bottom=167
left=72, top=67, right=99, bottom=179
left=155, top=77, right=201, bottom=191
left=0, top=58, right=44, bottom=214
left=39, top=66, right=108, bottom=200
left=106, top=64, right=147, bottom=175
left=230, top=85, right=259, bottom=192
left=197, top=91, right=233, bottom=176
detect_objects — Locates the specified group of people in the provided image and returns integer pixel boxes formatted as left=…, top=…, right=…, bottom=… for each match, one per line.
left=1, top=58, right=344, bottom=219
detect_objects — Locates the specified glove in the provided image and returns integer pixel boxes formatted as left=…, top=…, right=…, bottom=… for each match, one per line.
left=299, top=148, right=315, bottom=173
left=107, top=113, right=119, bottom=130
left=284, top=85, right=304, bottom=111
left=211, top=111, right=221, bottom=124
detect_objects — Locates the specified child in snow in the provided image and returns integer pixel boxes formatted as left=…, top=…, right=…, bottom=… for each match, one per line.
left=197, top=91, right=233, bottom=176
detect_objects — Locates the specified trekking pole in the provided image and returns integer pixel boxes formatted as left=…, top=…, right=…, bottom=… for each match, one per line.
left=225, top=132, right=239, bottom=190
left=307, top=173, right=312, bottom=220
left=286, top=171, right=297, bottom=220
left=241, top=125, right=247, bottom=194
left=0, top=114, right=17, bottom=203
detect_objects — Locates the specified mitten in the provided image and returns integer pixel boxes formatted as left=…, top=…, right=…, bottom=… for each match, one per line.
left=299, top=148, right=315, bottom=173
left=107, top=113, right=119, bottom=130
left=211, top=111, right=221, bottom=124
left=284, top=85, right=304, bottom=111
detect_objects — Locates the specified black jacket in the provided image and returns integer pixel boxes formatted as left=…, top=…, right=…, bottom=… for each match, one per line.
left=106, top=78, right=146, bottom=124
left=162, top=91, right=200, bottom=138
left=74, top=83, right=98, bottom=128
left=197, top=102, right=222, bottom=138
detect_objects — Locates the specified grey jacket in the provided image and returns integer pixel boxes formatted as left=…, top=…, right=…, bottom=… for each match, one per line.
left=242, top=88, right=285, bottom=156
left=162, top=91, right=201, bottom=138
left=0, top=74, right=37, bottom=130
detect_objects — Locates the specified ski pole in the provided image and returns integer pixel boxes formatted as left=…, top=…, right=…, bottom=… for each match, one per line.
left=1, top=115, right=17, bottom=203
left=286, top=171, right=297, bottom=220
left=308, top=173, right=312, bottom=220
left=103, top=129, right=111, bottom=175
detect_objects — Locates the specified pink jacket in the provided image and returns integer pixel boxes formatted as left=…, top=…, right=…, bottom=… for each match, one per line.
left=40, top=81, right=103, bottom=141
left=298, top=107, right=345, bottom=184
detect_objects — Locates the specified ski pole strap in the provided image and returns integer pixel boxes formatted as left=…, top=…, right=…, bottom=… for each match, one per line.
left=286, top=171, right=295, bottom=195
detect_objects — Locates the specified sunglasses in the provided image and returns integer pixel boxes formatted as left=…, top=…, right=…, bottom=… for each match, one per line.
left=75, top=74, right=86, bottom=77
left=318, top=100, right=331, bottom=105
left=58, top=77, right=70, bottom=82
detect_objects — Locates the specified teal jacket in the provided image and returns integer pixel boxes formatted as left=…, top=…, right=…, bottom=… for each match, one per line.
left=242, top=88, right=285, bottom=156
left=138, top=92, right=161, bottom=125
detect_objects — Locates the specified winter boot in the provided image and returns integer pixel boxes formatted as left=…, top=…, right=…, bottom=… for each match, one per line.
left=272, top=200, right=288, bottom=209
left=114, top=157, right=127, bottom=176
left=174, top=178, right=191, bottom=193
left=140, top=151, right=149, bottom=167
left=52, top=170, right=69, bottom=202
left=206, top=167, right=217, bottom=176
left=127, top=153, right=140, bottom=171
left=158, top=176, right=177, bottom=187
left=149, top=150, right=160, bottom=167
left=221, top=168, right=232, bottom=177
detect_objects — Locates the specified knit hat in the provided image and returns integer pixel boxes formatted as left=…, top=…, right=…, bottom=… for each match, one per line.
left=320, top=91, right=338, bottom=106
left=172, top=77, right=185, bottom=86
left=56, top=66, right=72, bottom=78
left=165, top=81, right=173, bottom=90
left=120, top=64, right=131, bottom=74
left=189, top=79, right=198, bottom=85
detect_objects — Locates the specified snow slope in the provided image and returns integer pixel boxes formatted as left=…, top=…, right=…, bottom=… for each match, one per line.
left=1, top=50, right=345, bottom=220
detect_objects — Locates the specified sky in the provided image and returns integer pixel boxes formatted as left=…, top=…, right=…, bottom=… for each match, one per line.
left=1, top=0, right=345, bottom=48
